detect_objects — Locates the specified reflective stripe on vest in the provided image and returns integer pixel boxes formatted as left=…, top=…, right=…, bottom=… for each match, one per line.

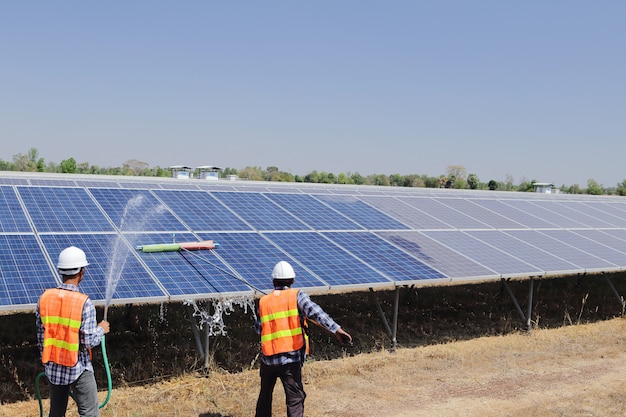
left=259, top=288, right=308, bottom=356
left=40, top=288, right=88, bottom=367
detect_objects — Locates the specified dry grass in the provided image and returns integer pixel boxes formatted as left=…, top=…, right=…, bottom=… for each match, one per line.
left=3, top=317, right=625, bottom=417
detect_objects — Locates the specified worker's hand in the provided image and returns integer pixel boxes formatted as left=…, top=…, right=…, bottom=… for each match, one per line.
left=335, top=328, right=353, bottom=346
left=98, top=320, right=110, bottom=334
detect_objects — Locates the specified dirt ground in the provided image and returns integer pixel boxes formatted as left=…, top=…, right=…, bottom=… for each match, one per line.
left=2, top=274, right=625, bottom=416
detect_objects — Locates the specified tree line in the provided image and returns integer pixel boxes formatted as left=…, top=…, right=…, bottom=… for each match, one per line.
left=3, top=148, right=626, bottom=196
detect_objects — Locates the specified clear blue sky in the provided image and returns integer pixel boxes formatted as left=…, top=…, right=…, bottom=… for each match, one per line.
left=1, top=1, right=624, bottom=187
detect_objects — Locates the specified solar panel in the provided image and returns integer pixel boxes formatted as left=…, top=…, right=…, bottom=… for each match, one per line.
left=132, top=233, right=252, bottom=298
left=422, top=230, right=544, bottom=277
left=263, top=232, right=393, bottom=288
left=375, top=231, right=497, bottom=281
left=401, top=197, right=490, bottom=229
left=313, top=194, right=410, bottom=230
left=321, top=231, right=446, bottom=283
left=39, top=233, right=166, bottom=303
left=18, top=186, right=115, bottom=232
left=469, top=198, right=556, bottom=229
left=199, top=232, right=328, bottom=292
left=0, top=186, right=32, bottom=232
left=435, top=198, right=524, bottom=229
left=212, top=192, right=311, bottom=231
left=501, top=200, right=588, bottom=228
left=465, top=230, right=582, bottom=275
left=504, top=230, right=615, bottom=271
left=264, top=193, right=364, bottom=231
left=2, top=172, right=626, bottom=312
left=89, top=188, right=188, bottom=232
left=153, top=190, right=253, bottom=232
left=0, top=235, right=57, bottom=306
left=358, top=196, right=453, bottom=230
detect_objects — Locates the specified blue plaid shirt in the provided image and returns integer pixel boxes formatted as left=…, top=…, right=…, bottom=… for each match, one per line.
left=36, top=283, right=105, bottom=385
left=255, top=287, right=340, bottom=366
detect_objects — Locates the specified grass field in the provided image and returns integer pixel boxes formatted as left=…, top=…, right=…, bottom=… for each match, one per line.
left=2, top=318, right=625, bottom=417
left=2, top=275, right=625, bottom=416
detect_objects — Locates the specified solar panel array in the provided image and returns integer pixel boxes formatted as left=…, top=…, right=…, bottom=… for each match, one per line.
left=1, top=172, right=626, bottom=312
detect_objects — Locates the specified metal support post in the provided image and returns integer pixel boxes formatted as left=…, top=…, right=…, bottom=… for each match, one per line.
left=391, top=287, right=400, bottom=351
left=502, top=278, right=526, bottom=322
left=187, top=306, right=204, bottom=359
left=603, top=274, right=625, bottom=315
left=204, top=325, right=211, bottom=369
left=369, top=288, right=393, bottom=339
left=526, top=278, right=534, bottom=332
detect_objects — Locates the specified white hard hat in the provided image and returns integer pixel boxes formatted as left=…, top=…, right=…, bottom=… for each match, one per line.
left=272, top=261, right=295, bottom=280
left=57, top=246, right=90, bottom=272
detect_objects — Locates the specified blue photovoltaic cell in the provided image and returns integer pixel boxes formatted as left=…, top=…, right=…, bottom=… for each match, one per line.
left=158, top=182, right=201, bottom=190
left=422, top=230, right=543, bottom=276
left=376, top=231, right=496, bottom=279
left=30, top=179, right=78, bottom=187
left=4, top=172, right=626, bottom=311
left=313, top=194, right=410, bottom=230
left=539, top=230, right=626, bottom=267
left=211, top=192, right=311, bottom=231
left=264, top=193, right=364, bottom=231
left=89, top=188, right=188, bottom=232
left=75, top=180, right=121, bottom=188
left=0, top=177, right=28, bottom=185
left=572, top=230, right=626, bottom=254
left=132, top=233, right=251, bottom=296
left=576, top=202, right=626, bottom=227
left=436, top=198, right=523, bottom=229
left=585, top=202, right=626, bottom=226
left=18, top=187, right=114, bottom=232
left=0, top=186, right=32, bottom=232
left=505, top=230, right=614, bottom=270
left=603, top=229, right=626, bottom=243
left=0, top=235, right=58, bottom=307
left=401, top=197, right=490, bottom=229
left=263, top=232, right=392, bottom=287
left=40, top=234, right=166, bottom=303
left=502, top=200, right=588, bottom=228
left=200, top=232, right=327, bottom=292
left=322, top=232, right=446, bottom=282
left=547, top=201, right=618, bottom=228
left=472, top=199, right=558, bottom=229
left=358, top=196, right=453, bottom=230
left=153, top=190, right=253, bottom=232
left=525, top=201, right=595, bottom=228
left=466, top=230, right=581, bottom=274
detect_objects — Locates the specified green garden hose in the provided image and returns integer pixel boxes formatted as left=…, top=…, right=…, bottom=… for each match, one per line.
left=35, top=334, right=112, bottom=416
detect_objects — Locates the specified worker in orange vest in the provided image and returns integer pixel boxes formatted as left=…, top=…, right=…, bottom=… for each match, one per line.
left=255, top=261, right=352, bottom=417
left=36, top=246, right=110, bottom=417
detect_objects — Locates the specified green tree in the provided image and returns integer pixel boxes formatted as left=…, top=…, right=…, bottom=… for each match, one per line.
left=60, top=157, right=77, bottom=173
left=616, top=180, right=626, bottom=196
left=389, top=174, right=404, bottom=187
left=488, top=179, right=498, bottom=191
left=239, top=166, right=264, bottom=181
left=304, top=171, right=320, bottom=183
left=350, top=172, right=366, bottom=185
left=586, top=179, right=604, bottom=195
left=446, top=165, right=466, bottom=180
left=467, top=173, right=480, bottom=190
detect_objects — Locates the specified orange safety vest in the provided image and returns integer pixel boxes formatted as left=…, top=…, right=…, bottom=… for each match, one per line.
left=39, top=288, right=88, bottom=367
left=259, top=288, right=309, bottom=357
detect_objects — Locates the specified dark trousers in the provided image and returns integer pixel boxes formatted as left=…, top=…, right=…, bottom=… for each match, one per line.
left=255, top=361, right=306, bottom=417
left=49, top=370, right=100, bottom=417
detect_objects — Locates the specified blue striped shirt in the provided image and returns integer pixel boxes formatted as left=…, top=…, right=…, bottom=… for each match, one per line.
left=36, top=283, right=105, bottom=385
left=255, top=288, right=340, bottom=366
